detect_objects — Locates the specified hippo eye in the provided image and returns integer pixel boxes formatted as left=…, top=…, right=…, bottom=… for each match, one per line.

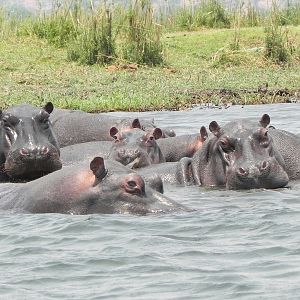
left=127, top=180, right=137, bottom=188
left=219, top=138, right=234, bottom=152
left=125, top=180, right=142, bottom=196
left=3, top=115, right=19, bottom=128
left=40, top=119, right=50, bottom=129
left=37, top=112, right=50, bottom=128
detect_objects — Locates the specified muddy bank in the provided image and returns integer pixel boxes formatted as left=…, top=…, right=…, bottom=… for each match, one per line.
left=176, top=86, right=300, bottom=109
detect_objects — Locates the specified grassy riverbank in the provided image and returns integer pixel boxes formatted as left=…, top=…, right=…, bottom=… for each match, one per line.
left=1, top=26, right=300, bottom=111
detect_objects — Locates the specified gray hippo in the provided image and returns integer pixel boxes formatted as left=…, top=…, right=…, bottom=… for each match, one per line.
left=60, top=126, right=165, bottom=169
left=109, top=126, right=165, bottom=168
left=157, top=127, right=208, bottom=162
left=0, top=157, right=189, bottom=215
left=0, top=102, right=62, bottom=181
left=115, top=117, right=176, bottom=138
left=137, top=114, right=290, bottom=190
left=267, top=127, right=300, bottom=180
left=51, top=109, right=176, bottom=147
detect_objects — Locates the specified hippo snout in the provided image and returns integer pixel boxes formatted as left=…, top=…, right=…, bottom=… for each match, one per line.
left=236, top=160, right=270, bottom=179
left=116, top=148, right=142, bottom=167
left=227, top=157, right=289, bottom=189
left=5, top=144, right=62, bottom=179
left=117, top=148, right=140, bottom=158
left=19, top=146, right=50, bottom=159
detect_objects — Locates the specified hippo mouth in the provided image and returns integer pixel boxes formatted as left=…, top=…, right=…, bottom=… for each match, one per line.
left=225, top=164, right=289, bottom=190
left=4, top=153, right=62, bottom=180
left=126, top=157, right=150, bottom=169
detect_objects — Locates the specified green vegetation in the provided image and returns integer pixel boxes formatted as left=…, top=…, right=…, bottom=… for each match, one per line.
left=167, top=0, right=300, bottom=31
left=0, top=0, right=299, bottom=112
left=264, top=1, right=295, bottom=64
left=22, top=0, right=164, bottom=66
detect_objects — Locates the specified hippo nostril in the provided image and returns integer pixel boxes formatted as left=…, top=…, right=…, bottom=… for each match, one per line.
left=260, top=160, right=269, bottom=170
left=20, top=148, right=30, bottom=156
left=41, top=146, right=49, bottom=155
left=134, top=149, right=140, bottom=155
left=237, top=167, right=248, bottom=176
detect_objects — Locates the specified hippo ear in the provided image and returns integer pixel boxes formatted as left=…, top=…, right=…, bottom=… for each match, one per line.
left=44, top=102, right=54, bottom=114
left=90, top=157, right=107, bottom=180
left=152, top=128, right=163, bottom=140
left=110, top=126, right=119, bottom=137
left=200, top=126, right=208, bottom=142
left=260, top=114, right=270, bottom=128
left=209, top=121, right=221, bottom=137
left=132, top=118, right=141, bottom=129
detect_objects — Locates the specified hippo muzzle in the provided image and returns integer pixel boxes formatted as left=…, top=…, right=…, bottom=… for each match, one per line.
left=226, top=157, right=289, bottom=190
left=5, top=145, right=62, bottom=180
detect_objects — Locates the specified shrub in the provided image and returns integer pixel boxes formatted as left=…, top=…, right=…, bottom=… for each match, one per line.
left=120, top=0, right=164, bottom=66
left=264, top=1, right=293, bottom=64
left=194, top=0, right=231, bottom=29
left=67, top=8, right=115, bottom=65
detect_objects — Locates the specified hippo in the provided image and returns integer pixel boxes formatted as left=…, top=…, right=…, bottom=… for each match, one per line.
left=60, top=126, right=165, bottom=169
left=137, top=114, right=290, bottom=190
left=0, top=157, right=189, bottom=215
left=51, top=108, right=176, bottom=147
left=267, top=127, right=300, bottom=180
left=120, top=118, right=176, bottom=138
left=157, top=127, right=208, bottom=162
left=109, top=126, right=165, bottom=168
left=0, top=102, right=62, bottom=181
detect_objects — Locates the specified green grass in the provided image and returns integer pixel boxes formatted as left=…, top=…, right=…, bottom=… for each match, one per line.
left=0, top=26, right=299, bottom=111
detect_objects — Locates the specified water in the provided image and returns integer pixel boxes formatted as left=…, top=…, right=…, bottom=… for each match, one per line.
left=1, top=103, right=300, bottom=299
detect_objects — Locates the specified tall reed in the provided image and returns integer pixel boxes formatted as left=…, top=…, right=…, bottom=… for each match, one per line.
left=120, top=0, right=164, bottom=66
left=67, top=5, right=116, bottom=65
left=194, top=0, right=231, bottom=29
left=264, top=0, right=293, bottom=64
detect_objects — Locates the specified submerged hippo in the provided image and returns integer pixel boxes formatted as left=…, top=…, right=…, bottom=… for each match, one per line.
left=138, top=114, right=290, bottom=190
left=0, top=157, right=188, bottom=215
left=60, top=125, right=165, bottom=169
left=0, top=102, right=62, bottom=181
left=157, top=127, right=208, bottom=162
left=51, top=108, right=176, bottom=147
left=116, top=118, right=176, bottom=138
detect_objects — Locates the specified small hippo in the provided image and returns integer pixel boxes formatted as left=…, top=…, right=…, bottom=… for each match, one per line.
left=109, top=126, right=165, bottom=168
left=157, top=127, right=208, bottom=162
left=137, top=114, right=290, bottom=190
left=0, top=157, right=189, bottom=215
left=0, top=102, right=62, bottom=181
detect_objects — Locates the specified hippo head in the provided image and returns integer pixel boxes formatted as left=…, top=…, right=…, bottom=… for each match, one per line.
left=78, top=157, right=186, bottom=215
left=114, top=118, right=143, bottom=133
left=197, top=114, right=289, bottom=189
left=0, top=102, right=62, bottom=180
left=114, top=118, right=176, bottom=138
left=109, top=126, right=165, bottom=169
